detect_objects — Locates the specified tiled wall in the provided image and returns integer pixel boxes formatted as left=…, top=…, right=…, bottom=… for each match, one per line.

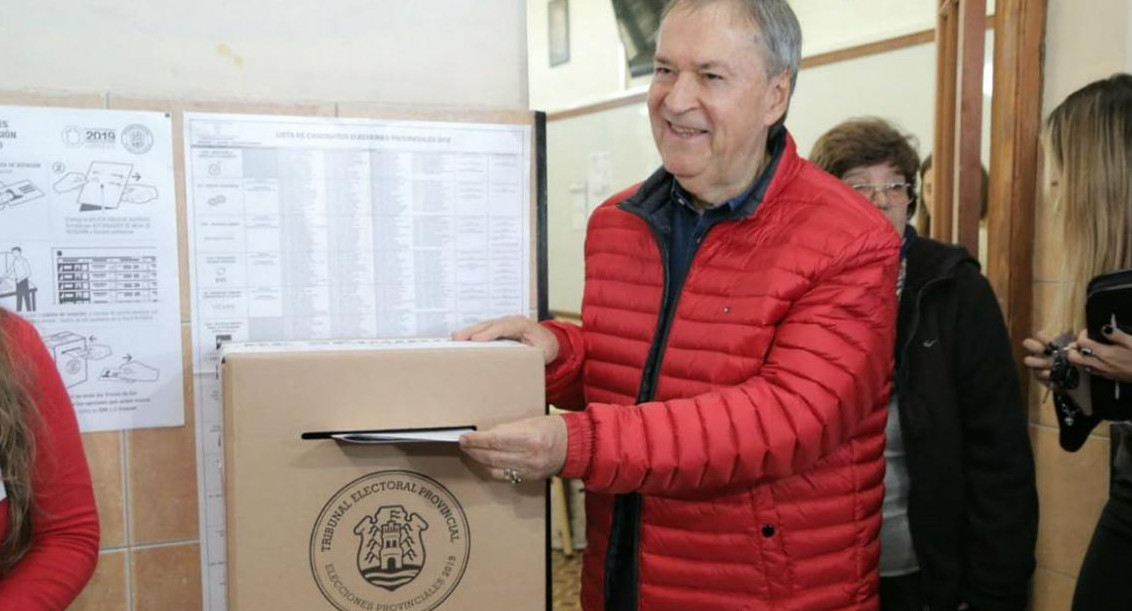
left=67, top=333, right=202, bottom=611
left=1026, top=164, right=1111, bottom=611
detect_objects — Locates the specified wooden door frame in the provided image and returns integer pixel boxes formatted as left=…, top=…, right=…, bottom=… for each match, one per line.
left=935, top=0, right=1047, bottom=374
left=985, top=0, right=1048, bottom=372
left=932, top=0, right=987, bottom=253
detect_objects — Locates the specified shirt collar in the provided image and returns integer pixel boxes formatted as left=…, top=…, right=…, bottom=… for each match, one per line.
left=901, top=224, right=918, bottom=258
left=668, top=125, right=785, bottom=216
left=670, top=181, right=755, bottom=215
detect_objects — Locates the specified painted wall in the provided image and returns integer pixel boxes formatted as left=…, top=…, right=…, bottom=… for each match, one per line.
left=546, top=104, right=660, bottom=313
left=527, top=0, right=625, bottom=112
left=0, top=0, right=528, bottom=109
left=526, top=0, right=996, bottom=112
left=789, top=44, right=937, bottom=163
left=792, top=0, right=938, bottom=55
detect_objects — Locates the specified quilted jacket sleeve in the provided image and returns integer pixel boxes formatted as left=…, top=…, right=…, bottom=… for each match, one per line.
left=559, top=226, right=899, bottom=494
left=543, top=320, right=586, bottom=411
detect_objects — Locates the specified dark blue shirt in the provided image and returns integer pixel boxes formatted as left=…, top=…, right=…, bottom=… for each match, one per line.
left=668, top=182, right=754, bottom=294
left=664, top=126, right=786, bottom=300
left=634, top=128, right=785, bottom=403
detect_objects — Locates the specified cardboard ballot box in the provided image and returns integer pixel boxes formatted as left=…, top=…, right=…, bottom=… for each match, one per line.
left=221, top=339, right=548, bottom=611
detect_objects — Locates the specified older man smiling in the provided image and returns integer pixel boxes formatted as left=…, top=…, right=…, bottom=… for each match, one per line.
left=455, top=1, right=900, bottom=609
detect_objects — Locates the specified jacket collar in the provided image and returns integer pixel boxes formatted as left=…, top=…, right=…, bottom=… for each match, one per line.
left=618, top=126, right=796, bottom=222
left=900, top=224, right=917, bottom=258
left=894, top=233, right=979, bottom=373
left=901, top=230, right=978, bottom=298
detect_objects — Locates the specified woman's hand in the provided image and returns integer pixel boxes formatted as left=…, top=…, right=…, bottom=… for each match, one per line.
left=1068, top=325, right=1132, bottom=383
left=1022, top=331, right=1057, bottom=387
left=459, top=415, right=568, bottom=483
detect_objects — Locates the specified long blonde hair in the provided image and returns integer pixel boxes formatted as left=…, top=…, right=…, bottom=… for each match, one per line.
left=0, top=310, right=36, bottom=571
left=1046, top=73, right=1132, bottom=332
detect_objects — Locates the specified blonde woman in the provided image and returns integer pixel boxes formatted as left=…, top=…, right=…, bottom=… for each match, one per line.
left=0, top=309, right=99, bottom=607
left=1023, top=73, right=1132, bottom=610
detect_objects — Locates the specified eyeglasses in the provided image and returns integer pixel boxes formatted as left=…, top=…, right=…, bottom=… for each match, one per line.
left=847, top=182, right=915, bottom=210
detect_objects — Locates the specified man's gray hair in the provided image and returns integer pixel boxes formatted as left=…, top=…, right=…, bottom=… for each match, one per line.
left=662, top=0, right=803, bottom=94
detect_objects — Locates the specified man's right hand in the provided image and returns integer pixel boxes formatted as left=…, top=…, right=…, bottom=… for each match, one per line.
left=452, top=315, right=560, bottom=364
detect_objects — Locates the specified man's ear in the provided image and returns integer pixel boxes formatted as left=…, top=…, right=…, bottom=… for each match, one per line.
left=764, top=70, right=792, bottom=127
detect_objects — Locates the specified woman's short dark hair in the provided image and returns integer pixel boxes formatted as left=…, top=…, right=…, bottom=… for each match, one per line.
left=809, top=117, right=921, bottom=216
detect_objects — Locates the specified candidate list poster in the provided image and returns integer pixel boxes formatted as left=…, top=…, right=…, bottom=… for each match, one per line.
left=0, top=106, right=184, bottom=432
left=184, top=111, right=532, bottom=610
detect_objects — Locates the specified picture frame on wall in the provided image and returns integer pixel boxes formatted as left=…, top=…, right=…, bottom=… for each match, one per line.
left=549, top=0, right=570, bottom=67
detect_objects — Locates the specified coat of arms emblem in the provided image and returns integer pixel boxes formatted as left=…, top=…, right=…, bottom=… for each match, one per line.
left=354, top=505, right=429, bottom=591
left=311, top=471, right=470, bottom=611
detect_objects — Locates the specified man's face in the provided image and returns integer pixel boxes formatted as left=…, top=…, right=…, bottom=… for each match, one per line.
left=921, top=170, right=934, bottom=220
left=647, top=2, right=790, bottom=203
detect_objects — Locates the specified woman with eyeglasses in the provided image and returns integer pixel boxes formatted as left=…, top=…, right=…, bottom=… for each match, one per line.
left=1021, top=73, right=1132, bottom=611
left=811, top=118, right=1038, bottom=611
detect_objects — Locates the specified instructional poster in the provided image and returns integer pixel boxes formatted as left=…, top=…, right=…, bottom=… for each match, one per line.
left=0, top=106, right=183, bottom=432
left=184, top=112, right=532, bottom=610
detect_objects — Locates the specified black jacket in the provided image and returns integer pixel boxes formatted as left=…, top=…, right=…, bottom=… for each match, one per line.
left=894, top=234, right=1039, bottom=611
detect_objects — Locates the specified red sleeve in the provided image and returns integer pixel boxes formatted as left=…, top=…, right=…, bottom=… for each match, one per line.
left=543, top=320, right=585, bottom=411
left=559, top=228, right=899, bottom=493
left=0, top=314, right=100, bottom=609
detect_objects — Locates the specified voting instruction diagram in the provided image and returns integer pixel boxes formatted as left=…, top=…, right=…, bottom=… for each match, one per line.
left=0, top=106, right=184, bottom=432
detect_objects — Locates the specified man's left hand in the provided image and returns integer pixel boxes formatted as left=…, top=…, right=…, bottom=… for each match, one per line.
left=459, top=415, right=568, bottom=483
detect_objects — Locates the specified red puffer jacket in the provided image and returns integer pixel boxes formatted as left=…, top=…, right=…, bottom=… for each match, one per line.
left=548, top=134, right=899, bottom=611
